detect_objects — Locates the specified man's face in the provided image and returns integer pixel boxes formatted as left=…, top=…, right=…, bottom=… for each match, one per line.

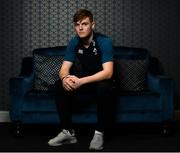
left=74, top=17, right=95, bottom=39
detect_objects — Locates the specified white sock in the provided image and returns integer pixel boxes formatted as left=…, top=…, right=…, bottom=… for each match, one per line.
left=95, top=130, right=103, bottom=135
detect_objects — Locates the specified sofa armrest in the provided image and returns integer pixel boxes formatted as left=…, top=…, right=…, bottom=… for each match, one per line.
left=9, top=75, right=34, bottom=122
left=147, top=73, right=174, bottom=93
left=9, top=56, right=34, bottom=95
left=9, top=56, right=34, bottom=122
left=147, top=73, right=175, bottom=121
left=9, top=75, right=34, bottom=96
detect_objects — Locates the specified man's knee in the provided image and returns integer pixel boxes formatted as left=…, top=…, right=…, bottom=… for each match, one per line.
left=54, top=79, right=64, bottom=93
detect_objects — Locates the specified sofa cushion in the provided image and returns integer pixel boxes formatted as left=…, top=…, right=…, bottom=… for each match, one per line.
left=114, top=58, right=148, bottom=91
left=33, top=54, right=64, bottom=91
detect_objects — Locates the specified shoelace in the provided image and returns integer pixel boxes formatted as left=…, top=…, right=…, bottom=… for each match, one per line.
left=62, top=129, right=74, bottom=136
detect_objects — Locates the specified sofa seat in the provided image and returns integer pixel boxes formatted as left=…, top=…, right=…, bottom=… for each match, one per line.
left=20, top=89, right=161, bottom=124
left=116, top=91, right=160, bottom=112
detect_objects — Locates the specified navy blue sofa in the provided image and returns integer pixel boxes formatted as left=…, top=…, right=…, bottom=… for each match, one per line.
left=9, top=46, right=175, bottom=135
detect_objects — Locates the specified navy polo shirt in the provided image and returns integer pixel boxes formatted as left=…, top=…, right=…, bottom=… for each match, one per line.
left=64, top=33, right=113, bottom=75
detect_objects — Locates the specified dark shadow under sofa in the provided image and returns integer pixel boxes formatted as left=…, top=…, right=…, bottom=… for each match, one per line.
left=9, top=46, right=175, bottom=136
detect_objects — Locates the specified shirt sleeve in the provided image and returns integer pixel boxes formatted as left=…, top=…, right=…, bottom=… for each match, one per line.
left=98, top=37, right=114, bottom=63
left=64, top=37, right=79, bottom=62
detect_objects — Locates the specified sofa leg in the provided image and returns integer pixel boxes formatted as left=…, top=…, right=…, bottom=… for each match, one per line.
left=161, top=121, right=175, bottom=136
left=162, top=125, right=168, bottom=135
left=13, top=121, right=23, bottom=137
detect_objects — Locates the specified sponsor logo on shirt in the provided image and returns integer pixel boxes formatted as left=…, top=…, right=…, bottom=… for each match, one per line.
left=78, top=49, right=83, bottom=54
left=92, top=40, right=96, bottom=47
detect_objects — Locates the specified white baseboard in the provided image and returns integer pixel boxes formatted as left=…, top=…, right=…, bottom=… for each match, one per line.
left=0, top=110, right=180, bottom=123
left=0, top=111, right=11, bottom=122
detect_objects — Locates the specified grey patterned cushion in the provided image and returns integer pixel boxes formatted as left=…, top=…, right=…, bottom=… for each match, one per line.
left=114, top=59, right=148, bottom=91
left=33, top=54, right=64, bottom=91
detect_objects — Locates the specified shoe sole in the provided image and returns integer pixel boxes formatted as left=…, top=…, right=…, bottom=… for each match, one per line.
left=48, top=138, right=77, bottom=147
left=89, top=146, right=104, bottom=150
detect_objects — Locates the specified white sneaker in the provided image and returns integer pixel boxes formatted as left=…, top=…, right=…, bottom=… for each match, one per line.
left=48, top=129, right=77, bottom=146
left=89, top=131, right=104, bottom=150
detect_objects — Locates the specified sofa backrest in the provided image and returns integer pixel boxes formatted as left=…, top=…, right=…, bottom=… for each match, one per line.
left=113, top=46, right=149, bottom=59
left=33, top=46, right=150, bottom=59
left=32, top=46, right=150, bottom=92
left=33, top=46, right=67, bottom=56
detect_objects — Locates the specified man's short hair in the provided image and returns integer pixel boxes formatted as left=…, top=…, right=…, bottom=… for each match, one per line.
left=73, top=9, right=93, bottom=23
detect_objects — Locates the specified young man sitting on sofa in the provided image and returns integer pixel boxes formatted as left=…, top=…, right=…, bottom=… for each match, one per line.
left=48, top=9, right=114, bottom=150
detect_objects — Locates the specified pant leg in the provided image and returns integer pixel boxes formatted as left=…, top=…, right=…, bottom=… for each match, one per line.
left=53, top=79, right=94, bottom=130
left=54, top=79, right=75, bottom=130
left=95, top=80, right=114, bottom=132
left=54, top=79, right=114, bottom=132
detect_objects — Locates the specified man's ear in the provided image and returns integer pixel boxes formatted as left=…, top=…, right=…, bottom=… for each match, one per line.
left=92, top=22, right=95, bottom=29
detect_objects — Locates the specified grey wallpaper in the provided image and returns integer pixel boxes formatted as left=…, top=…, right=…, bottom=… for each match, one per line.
left=1, top=0, right=180, bottom=110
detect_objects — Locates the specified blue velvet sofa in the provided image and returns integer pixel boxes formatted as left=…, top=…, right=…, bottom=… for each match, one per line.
left=9, top=46, right=175, bottom=135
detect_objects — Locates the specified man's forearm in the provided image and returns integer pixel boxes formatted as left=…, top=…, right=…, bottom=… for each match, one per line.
left=59, top=72, right=70, bottom=80
left=80, top=69, right=113, bottom=85
left=61, top=74, right=70, bottom=81
left=59, top=61, right=73, bottom=81
left=59, top=67, right=70, bottom=81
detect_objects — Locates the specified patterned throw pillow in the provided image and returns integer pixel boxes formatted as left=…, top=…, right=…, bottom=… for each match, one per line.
left=114, top=59, right=148, bottom=91
left=33, top=54, right=64, bottom=91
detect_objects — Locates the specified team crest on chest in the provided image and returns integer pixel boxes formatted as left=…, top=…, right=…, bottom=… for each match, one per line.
left=93, top=48, right=98, bottom=55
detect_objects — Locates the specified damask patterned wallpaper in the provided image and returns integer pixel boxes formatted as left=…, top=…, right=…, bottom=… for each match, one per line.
left=1, top=0, right=180, bottom=110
